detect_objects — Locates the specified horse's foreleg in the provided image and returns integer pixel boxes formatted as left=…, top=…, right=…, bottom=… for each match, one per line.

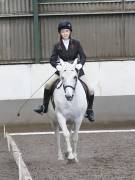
left=57, top=113, right=74, bottom=160
left=72, top=130, right=78, bottom=162
left=55, top=126, right=63, bottom=160
left=72, top=119, right=83, bottom=162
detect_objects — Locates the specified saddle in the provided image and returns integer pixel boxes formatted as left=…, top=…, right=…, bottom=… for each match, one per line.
left=79, top=79, right=90, bottom=104
left=50, top=79, right=61, bottom=96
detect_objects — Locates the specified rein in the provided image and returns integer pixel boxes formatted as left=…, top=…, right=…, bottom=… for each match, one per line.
left=62, top=71, right=78, bottom=93
left=63, top=77, right=78, bottom=95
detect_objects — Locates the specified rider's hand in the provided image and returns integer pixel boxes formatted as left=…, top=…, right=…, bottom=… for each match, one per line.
left=76, top=64, right=82, bottom=70
left=56, top=64, right=62, bottom=71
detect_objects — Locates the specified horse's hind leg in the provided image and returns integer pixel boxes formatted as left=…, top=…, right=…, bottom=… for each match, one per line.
left=55, top=126, right=64, bottom=160
left=57, top=113, right=74, bottom=160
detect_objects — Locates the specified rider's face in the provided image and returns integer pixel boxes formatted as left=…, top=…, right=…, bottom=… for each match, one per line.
left=60, top=29, right=71, bottom=40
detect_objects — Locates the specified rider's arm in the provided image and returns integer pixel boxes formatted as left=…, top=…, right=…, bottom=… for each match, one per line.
left=50, top=44, right=59, bottom=68
left=77, top=41, right=86, bottom=66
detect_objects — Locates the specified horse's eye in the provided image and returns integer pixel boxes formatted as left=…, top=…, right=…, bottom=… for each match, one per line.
left=74, top=76, right=77, bottom=80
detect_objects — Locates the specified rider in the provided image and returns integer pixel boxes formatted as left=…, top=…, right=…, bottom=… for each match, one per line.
left=34, top=20, right=95, bottom=122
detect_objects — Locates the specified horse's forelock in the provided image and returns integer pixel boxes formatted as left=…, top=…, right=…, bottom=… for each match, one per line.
left=60, top=62, right=78, bottom=80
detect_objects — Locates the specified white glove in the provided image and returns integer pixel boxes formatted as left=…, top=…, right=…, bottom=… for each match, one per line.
left=75, top=64, right=82, bottom=70
left=56, top=64, right=62, bottom=71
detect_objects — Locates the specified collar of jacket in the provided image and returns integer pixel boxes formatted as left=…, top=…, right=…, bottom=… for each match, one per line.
left=58, top=39, right=73, bottom=50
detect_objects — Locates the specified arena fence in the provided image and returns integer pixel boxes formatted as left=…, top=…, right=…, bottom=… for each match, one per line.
left=0, top=0, right=135, bottom=64
left=4, top=126, right=32, bottom=180
left=4, top=125, right=135, bottom=179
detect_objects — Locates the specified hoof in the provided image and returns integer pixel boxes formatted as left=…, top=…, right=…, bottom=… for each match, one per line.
left=67, top=158, right=76, bottom=164
left=58, top=153, right=64, bottom=160
left=58, top=157, right=64, bottom=161
left=64, top=152, right=76, bottom=162
left=58, top=155, right=64, bottom=161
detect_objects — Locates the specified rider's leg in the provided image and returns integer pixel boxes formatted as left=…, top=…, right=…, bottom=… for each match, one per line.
left=34, top=74, right=59, bottom=114
left=79, top=75, right=95, bottom=122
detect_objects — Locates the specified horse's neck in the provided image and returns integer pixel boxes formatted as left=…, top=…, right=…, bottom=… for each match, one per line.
left=76, top=79, right=81, bottom=90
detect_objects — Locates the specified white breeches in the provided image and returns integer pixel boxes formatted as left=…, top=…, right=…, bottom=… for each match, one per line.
left=45, top=74, right=59, bottom=89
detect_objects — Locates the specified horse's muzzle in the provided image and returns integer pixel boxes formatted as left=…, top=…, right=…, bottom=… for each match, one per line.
left=65, top=95, right=74, bottom=101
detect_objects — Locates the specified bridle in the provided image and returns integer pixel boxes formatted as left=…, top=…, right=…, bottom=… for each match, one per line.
left=63, top=76, right=78, bottom=95
left=58, top=62, right=79, bottom=99
left=63, top=85, right=76, bottom=91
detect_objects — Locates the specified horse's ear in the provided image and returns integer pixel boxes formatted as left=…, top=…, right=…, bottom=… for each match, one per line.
left=59, top=58, right=65, bottom=67
left=72, top=58, right=78, bottom=67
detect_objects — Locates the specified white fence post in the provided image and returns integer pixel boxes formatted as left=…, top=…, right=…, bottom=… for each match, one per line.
left=6, top=133, right=32, bottom=180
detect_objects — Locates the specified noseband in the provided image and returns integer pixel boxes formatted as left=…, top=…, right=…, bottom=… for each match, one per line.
left=60, top=69, right=78, bottom=94
left=63, top=85, right=75, bottom=91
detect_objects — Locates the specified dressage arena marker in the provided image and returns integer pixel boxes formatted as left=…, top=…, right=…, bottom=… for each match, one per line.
left=4, top=126, right=32, bottom=180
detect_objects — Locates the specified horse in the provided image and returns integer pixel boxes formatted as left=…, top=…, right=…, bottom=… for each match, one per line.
left=47, top=59, right=87, bottom=162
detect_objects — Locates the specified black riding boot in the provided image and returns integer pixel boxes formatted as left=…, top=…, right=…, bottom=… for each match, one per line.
left=34, top=89, right=51, bottom=114
left=86, top=94, right=95, bottom=122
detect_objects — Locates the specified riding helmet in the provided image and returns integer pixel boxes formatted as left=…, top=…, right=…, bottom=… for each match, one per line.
left=58, top=21, right=72, bottom=33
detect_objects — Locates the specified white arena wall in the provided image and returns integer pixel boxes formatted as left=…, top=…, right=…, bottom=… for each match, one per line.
left=0, top=61, right=135, bottom=125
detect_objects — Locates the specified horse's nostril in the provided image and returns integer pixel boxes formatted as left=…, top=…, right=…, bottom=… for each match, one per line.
left=65, top=95, right=73, bottom=101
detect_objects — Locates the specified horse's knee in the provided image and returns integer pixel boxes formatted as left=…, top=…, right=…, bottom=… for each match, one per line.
left=64, top=131, right=70, bottom=140
left=72, top=133, right=78, bottom=143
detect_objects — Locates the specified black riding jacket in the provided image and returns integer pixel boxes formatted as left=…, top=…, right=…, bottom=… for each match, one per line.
left=50, top=39, right=86, bottom=77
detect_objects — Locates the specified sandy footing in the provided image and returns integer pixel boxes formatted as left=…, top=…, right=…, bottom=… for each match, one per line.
left=12, top=132, right=135, bottom=180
